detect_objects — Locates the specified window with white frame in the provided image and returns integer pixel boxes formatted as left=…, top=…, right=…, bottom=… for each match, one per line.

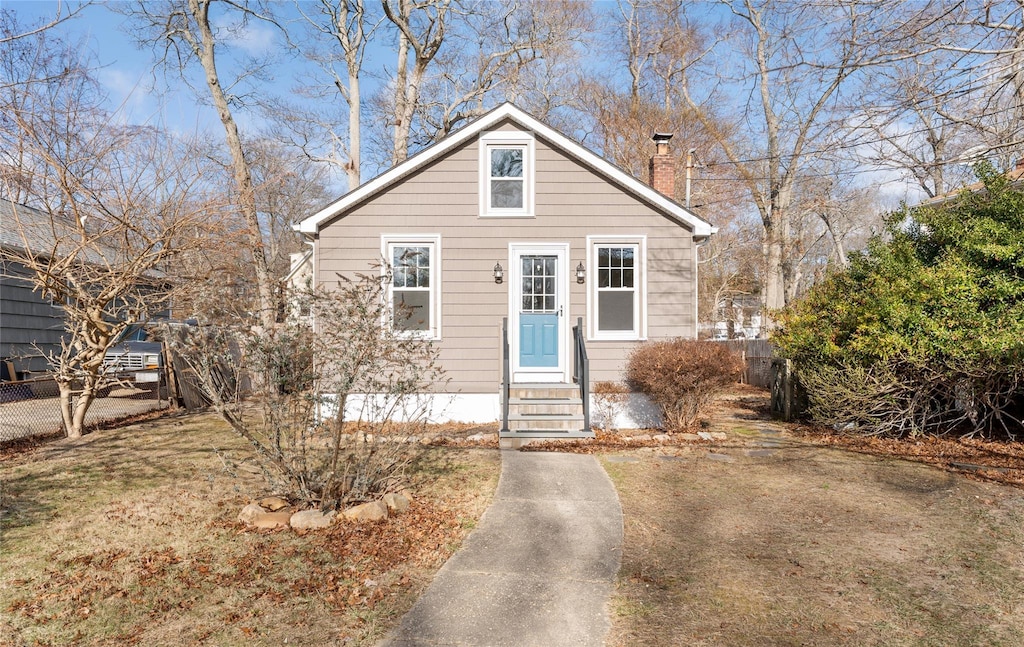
left=589, top=238, right=645, bottom=340
left=383, top=236, right=440, bottom=338
left=479, top=132, right=534, bottom=217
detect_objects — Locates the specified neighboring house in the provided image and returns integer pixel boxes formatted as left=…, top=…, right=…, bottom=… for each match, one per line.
left=1, top=199, right=68, bottom=374
left=0, top=198, right=170, bottom=377
left=707, top=295, right=764, bottom=340
left=295, top=103, right=715, bottom=439
left=921, top=157, right=1024, bottom=207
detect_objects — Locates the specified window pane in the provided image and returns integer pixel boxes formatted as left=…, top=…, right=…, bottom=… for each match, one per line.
left=522, top=296, right=531, bottom=310
left=544, top=277, right=554, bottom=294
left=622, top=268, right=634, bottom=288
left=393, top=265, right=408, bottom=288
left=620, top=247, right=635, bottom=268
left=491, top=179, right=524, bottom=208
left=491, top=148, right=523, bottom=177
left=598, top=247, right=609, bottom=267
left=598, top=267, right=610, bottom=288
left=533, top=277, right=543, bottom=293
left=545, top=296, right=555, bottom=311
left=394, top=291, right=430, bottom=331
left=533, top=296, right=544, bottom=310
left=598, top=291, right=634, bottom=331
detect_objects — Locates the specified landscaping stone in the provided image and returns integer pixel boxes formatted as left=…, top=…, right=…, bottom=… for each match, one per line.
left=290, top=509, right=336, bottom=530
left=467, top=433, right=497, bottom=443
left=257, top=496, right=289, bottom=511
left=382, top=492, right=411, bottom=514
left=706, top=452, right=736, bottom=463
left=238, top=503, right=266, bottom=525
left=343, top=501, right=389, bottom=522
left=251, top=510, right=292, bottom=529
left=653, top=434, right=671, bottom=443
left=697, top=431, right=714, bottom=440
left=747, top=449, right=776, bottom=458
left=680, top=433, right=701, bottom=441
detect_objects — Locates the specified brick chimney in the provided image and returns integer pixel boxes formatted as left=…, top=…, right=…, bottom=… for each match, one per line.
left=648, top=132, right=675, bottom=197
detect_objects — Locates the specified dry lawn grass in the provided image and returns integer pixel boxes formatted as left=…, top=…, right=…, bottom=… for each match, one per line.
left=0, top=412, right=499, bottom=646
left=603, top=392, right=1024, bottom=647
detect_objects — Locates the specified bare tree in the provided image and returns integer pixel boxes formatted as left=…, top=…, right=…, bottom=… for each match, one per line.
left=290, top=0, right=375, bottom=190
left=122, top=0, right=284, bottom=330
left=1, top=57, right=215, bottom=437
left=679, top=0, right=916, bottom=317
left=381, top=0, right=452, bottom=164
left=0, top=1, right=86, bottom=49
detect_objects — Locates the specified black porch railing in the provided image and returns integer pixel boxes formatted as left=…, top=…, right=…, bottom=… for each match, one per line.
left=572, top=317, right=591, bottom=433
left=500, top=317, right=510, bottom=433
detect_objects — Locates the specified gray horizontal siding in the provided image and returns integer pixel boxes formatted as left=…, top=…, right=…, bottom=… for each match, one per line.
left=316, top=121, right=697, bottom=393
left=1, top=261, right=64, bottom=373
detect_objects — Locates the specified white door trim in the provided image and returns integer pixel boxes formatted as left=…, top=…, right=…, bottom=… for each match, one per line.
left=508, top=242, right=570, bottom=383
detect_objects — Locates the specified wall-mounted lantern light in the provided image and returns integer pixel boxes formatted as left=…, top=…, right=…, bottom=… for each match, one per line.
left=493, top=262, right=504, bottom=284
left=576, top=262, right=586, bottom=284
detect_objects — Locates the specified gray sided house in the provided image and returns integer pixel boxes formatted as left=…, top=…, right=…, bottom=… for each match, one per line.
left=296, top=103, right=714, bottom=438
left=1, top=200, right=66, bottom=375
left=0, top=198, right=171, bottom=379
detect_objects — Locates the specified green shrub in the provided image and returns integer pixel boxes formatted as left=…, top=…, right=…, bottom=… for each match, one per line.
left=775, top=163, right=1024, bottom=438
left=626, top=340, right=743, bottom=432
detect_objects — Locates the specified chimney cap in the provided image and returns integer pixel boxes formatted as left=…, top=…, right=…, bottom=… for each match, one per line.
left=652, top=132, right=674, bottom=143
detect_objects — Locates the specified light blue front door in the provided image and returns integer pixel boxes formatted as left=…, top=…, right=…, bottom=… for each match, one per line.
left=519, top=255, right=559, bottom=368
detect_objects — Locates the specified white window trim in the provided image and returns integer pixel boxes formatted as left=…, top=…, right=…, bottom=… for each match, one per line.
left=587, top=235, right=647, bottom=341
left=478, top=131, right=535, bottom=218
left=381, top=234, right=442, bottom=340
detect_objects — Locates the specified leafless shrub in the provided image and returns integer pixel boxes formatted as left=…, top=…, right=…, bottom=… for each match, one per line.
left=172, top=271, right=445, bottom=510
left=627, top=340, right=743, bottom=432
left=798, top=360, right=1024, bottom=440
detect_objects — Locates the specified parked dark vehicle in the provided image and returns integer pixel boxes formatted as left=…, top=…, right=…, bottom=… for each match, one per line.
left=102, top=323, right=164, bottom=373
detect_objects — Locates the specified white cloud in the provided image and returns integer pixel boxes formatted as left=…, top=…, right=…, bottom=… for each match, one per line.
left=222, top=22, right=277, bottom=56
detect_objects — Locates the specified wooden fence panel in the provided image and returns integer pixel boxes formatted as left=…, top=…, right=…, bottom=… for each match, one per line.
left=715, top=339, right=775, bottom=388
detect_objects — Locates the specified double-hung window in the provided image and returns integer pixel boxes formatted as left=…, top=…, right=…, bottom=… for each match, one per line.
left=589, top=236, right=646, bottom=340
left=383, top=235, right=441, bottom=339
left=479, top=132, right=534, bottom=217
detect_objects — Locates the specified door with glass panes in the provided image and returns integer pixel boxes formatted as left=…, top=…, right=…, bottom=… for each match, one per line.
left=511, top=244, right=567, bottom=382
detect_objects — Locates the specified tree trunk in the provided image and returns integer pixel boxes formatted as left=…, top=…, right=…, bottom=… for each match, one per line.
left=189, top=0, right=276, bottom=330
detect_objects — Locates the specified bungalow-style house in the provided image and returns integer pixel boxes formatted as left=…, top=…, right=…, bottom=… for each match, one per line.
left=295, top=103, right=714, bottom=441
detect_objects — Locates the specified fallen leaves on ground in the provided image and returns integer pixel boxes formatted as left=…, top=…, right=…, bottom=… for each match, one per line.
left=797, top=428, right=1024, bottom=488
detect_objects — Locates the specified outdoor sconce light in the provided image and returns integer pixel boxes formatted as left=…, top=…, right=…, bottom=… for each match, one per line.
left=493, top=262, right=504, bottom=284
left=576, top=262, right=586, bottom=284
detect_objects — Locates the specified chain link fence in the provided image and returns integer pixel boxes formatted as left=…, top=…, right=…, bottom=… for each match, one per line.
left=0, top=370, right=170, bottom=443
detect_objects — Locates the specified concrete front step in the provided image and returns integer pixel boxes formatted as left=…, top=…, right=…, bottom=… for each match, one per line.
left=502, top=382, right=592, bottom=438
left=508, top=413, right=584, bottom=432
left=508, top=383, right=581, bottom=400
left=509, top=398, right=584, bottom=417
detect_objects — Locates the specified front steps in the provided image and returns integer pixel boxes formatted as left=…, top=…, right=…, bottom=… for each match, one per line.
left=500, top=382, right=592, bottom=447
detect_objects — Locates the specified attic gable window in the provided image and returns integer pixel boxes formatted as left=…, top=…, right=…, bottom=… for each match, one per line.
left=479, top=131, right=535, bottom=217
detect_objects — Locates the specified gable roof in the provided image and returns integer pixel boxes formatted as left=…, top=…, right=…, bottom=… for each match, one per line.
left=295, top=102, right=715, bottom=238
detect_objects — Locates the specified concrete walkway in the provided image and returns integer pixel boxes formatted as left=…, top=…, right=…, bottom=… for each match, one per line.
left=379, top=450, right=624, bottom=647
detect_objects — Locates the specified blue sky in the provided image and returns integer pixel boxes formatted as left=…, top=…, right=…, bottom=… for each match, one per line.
left=7, top=0, right=929, bottom=204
